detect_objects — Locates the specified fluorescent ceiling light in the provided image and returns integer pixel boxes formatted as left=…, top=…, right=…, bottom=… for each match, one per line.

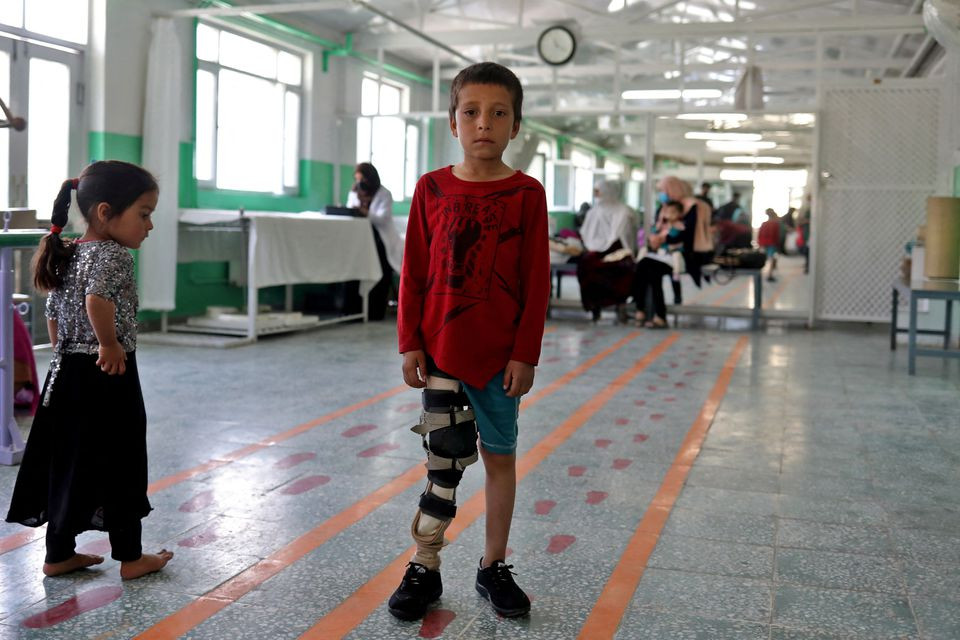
left=676, top=112, right=747, bottom=121
left=719, top=169, right=757, bottom=181
left=706, top=140, right=777, bottom=152
left=682, top=4, right=715, bottom=19
left=722, top=0, right=756, bottom=9
left=622, top=89, right=723, bottom=100
left=718, top=37, right=746, bottom=50
left=607, top=0, right=625, bottom=11
left=685, top=131, right=762, bottom=141
left=789, top=113, right=816, bottom=126
left=723, top=156, right=785, bottom=164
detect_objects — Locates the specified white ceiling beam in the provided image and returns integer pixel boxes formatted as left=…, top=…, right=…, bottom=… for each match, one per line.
left=430, top=11, right=518, bottom=28
left=552, top=0, right=617, bottom=19
left=631, top=0, right=686, bottom=23
left=438, top=57, right=909, bottom=81
left=353, top=14, right=924, bottom=49
left=160, top=1, right=344, bottom=18
left=358, top=106, right=821, bottom=119
left=743, top=0, right=847, bottom=21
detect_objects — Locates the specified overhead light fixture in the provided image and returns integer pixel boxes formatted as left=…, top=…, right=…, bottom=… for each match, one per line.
left=788, top=113, right=816, bottom=126
left=685, top=132, right=762, bottom=141
left=719, top=169, right=758, bottom=181
left=723, top=156, right=785, bottom=164
left=622, top=89, right=723, bottom=100
left=682, top=4, right=716, bottom=19
left=722, top=0, right=756, bottom=9
left=607, top=0, right=625, bottom=11
left=676, top=112, right=747, bottom=121
left=706, top=140, right=776, bottom=152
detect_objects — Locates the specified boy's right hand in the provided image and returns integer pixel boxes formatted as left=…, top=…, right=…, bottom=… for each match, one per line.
left=97, top=341, right=127, bottom=375
left=401, top=350, right=427, bottom=388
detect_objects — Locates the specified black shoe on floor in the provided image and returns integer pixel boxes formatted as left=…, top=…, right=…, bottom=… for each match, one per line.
left=388, top=562, right=442, bottom=621
left=475, top=558, right=531, bottom=617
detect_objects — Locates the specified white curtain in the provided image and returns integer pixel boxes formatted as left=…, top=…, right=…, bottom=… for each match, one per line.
left=138, top=18, right=181, bottom=310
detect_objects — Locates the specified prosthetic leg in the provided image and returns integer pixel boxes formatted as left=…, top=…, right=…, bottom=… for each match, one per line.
left=409, top=375, right=478, bottom=570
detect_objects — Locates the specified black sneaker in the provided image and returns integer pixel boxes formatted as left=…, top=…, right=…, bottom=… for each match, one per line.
left=388, top=562, right=442, bottom=621
left=475, top=559, right=531, bottom=617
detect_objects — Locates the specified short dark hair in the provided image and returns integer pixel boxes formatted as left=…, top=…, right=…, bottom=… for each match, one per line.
left=664, top=200, right=684, bottom=212
left=449, top=62, right=523, bottom=124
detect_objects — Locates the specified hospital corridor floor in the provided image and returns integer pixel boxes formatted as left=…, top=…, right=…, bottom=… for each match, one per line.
left=0, top=318, right=957, bottom=639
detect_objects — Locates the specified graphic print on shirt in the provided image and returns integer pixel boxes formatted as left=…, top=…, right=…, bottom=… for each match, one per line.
left=431, top=194, right=506, bottom=299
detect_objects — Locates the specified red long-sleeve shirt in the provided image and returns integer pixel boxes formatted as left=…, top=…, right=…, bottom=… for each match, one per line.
left=398, top=167, right=550, bottom=389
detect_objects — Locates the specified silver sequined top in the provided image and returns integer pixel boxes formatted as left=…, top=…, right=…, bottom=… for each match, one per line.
left=43, top=240, right=138, bottom=405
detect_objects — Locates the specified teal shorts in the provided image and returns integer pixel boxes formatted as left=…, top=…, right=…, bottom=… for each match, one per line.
left=426, top=358, right=519, bottom=455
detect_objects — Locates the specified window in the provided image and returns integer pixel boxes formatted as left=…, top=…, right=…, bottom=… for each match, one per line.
left=571, top=149, right=596, bottom=209
left=0, top=36, right=82, bottom=215
left=529, top=139, right=555, bottom=208
left=0, top=0, right=88, bottom=45
left=356, top=72, right=419, bottom=199
left=195, top=23, right=302, bottom=193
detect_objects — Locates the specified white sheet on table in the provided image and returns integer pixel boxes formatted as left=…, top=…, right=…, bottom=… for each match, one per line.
left=178, top=210, right=383, bottom=290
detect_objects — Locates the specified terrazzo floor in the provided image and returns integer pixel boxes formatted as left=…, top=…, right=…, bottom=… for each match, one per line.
left=0, top=310, right=957, bottom=639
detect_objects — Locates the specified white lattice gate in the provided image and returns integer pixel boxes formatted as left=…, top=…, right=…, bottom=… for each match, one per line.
left=815, top=83, right=942, bottom=322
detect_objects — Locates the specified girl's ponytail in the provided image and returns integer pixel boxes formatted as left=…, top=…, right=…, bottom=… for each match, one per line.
left=32, top=178, right=78, bottom=291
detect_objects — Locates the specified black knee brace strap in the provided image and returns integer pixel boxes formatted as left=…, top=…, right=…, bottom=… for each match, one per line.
left=422, top=388, right=470, bottom=413
left=412, top=390, right=479, bottom=488
left=419, top=490, right=457, bottom=520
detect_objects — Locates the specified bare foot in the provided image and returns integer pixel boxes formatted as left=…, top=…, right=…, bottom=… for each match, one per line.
left=42, top=553, right=104, bottom=577
left=120, top=550, right=174, bottom=580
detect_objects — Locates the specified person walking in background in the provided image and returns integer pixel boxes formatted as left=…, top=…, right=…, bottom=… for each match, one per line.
left=758, top=208, right=781, bottom=282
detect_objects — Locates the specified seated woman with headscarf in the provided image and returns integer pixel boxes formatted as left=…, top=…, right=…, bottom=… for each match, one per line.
left=576, top=180, right=637, bottom=322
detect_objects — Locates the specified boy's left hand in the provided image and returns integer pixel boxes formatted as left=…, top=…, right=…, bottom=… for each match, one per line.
left=503, top=360, right=535, bottom=398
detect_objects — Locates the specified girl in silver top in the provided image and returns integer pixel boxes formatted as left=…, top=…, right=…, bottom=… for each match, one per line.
left=5, top=161, right=174, bottom=581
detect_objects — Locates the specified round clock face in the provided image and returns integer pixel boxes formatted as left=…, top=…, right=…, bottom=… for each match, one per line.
left=537, top=26, right=576, bottom=66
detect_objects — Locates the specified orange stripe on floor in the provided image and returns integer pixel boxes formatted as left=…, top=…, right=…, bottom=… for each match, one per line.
left=133, top=329, right=640, bottom=640
left=0, top=329, right=561, bottom=559
left=576, top=335, right=747, bottom=639
left=763, top=272, right=800, bottom=309
left=299, top=333, right=680, bottom=640
left=708, top=277, right=753, bottom=307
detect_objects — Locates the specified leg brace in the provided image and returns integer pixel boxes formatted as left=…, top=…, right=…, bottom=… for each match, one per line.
left=409, top=378, right=478, bottom=569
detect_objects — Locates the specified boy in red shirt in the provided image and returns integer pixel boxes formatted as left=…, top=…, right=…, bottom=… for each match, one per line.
left=758, top=208, right=781, bottom=282
left=389, top=62, right=550, bottom=621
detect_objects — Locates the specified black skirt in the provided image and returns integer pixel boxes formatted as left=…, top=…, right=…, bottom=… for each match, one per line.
left=5, top=351, right=151, bottom=537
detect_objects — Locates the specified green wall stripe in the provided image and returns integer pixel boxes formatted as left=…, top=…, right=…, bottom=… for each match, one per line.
left=88, top=132, right=143, bottom=163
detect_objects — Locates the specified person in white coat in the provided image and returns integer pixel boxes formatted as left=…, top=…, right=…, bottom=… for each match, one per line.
left=347, top=163, right=404, bottom=320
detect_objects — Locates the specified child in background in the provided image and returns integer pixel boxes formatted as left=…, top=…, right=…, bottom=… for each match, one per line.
left=390, top=62, right=550, bottom=621
left=758, top=208, right=781, bottom=282
left=659, top=200, right=686, bottom=281
left=637, top=200, right=685, bottom=282
left=5, top=161, right=173, bottom=580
